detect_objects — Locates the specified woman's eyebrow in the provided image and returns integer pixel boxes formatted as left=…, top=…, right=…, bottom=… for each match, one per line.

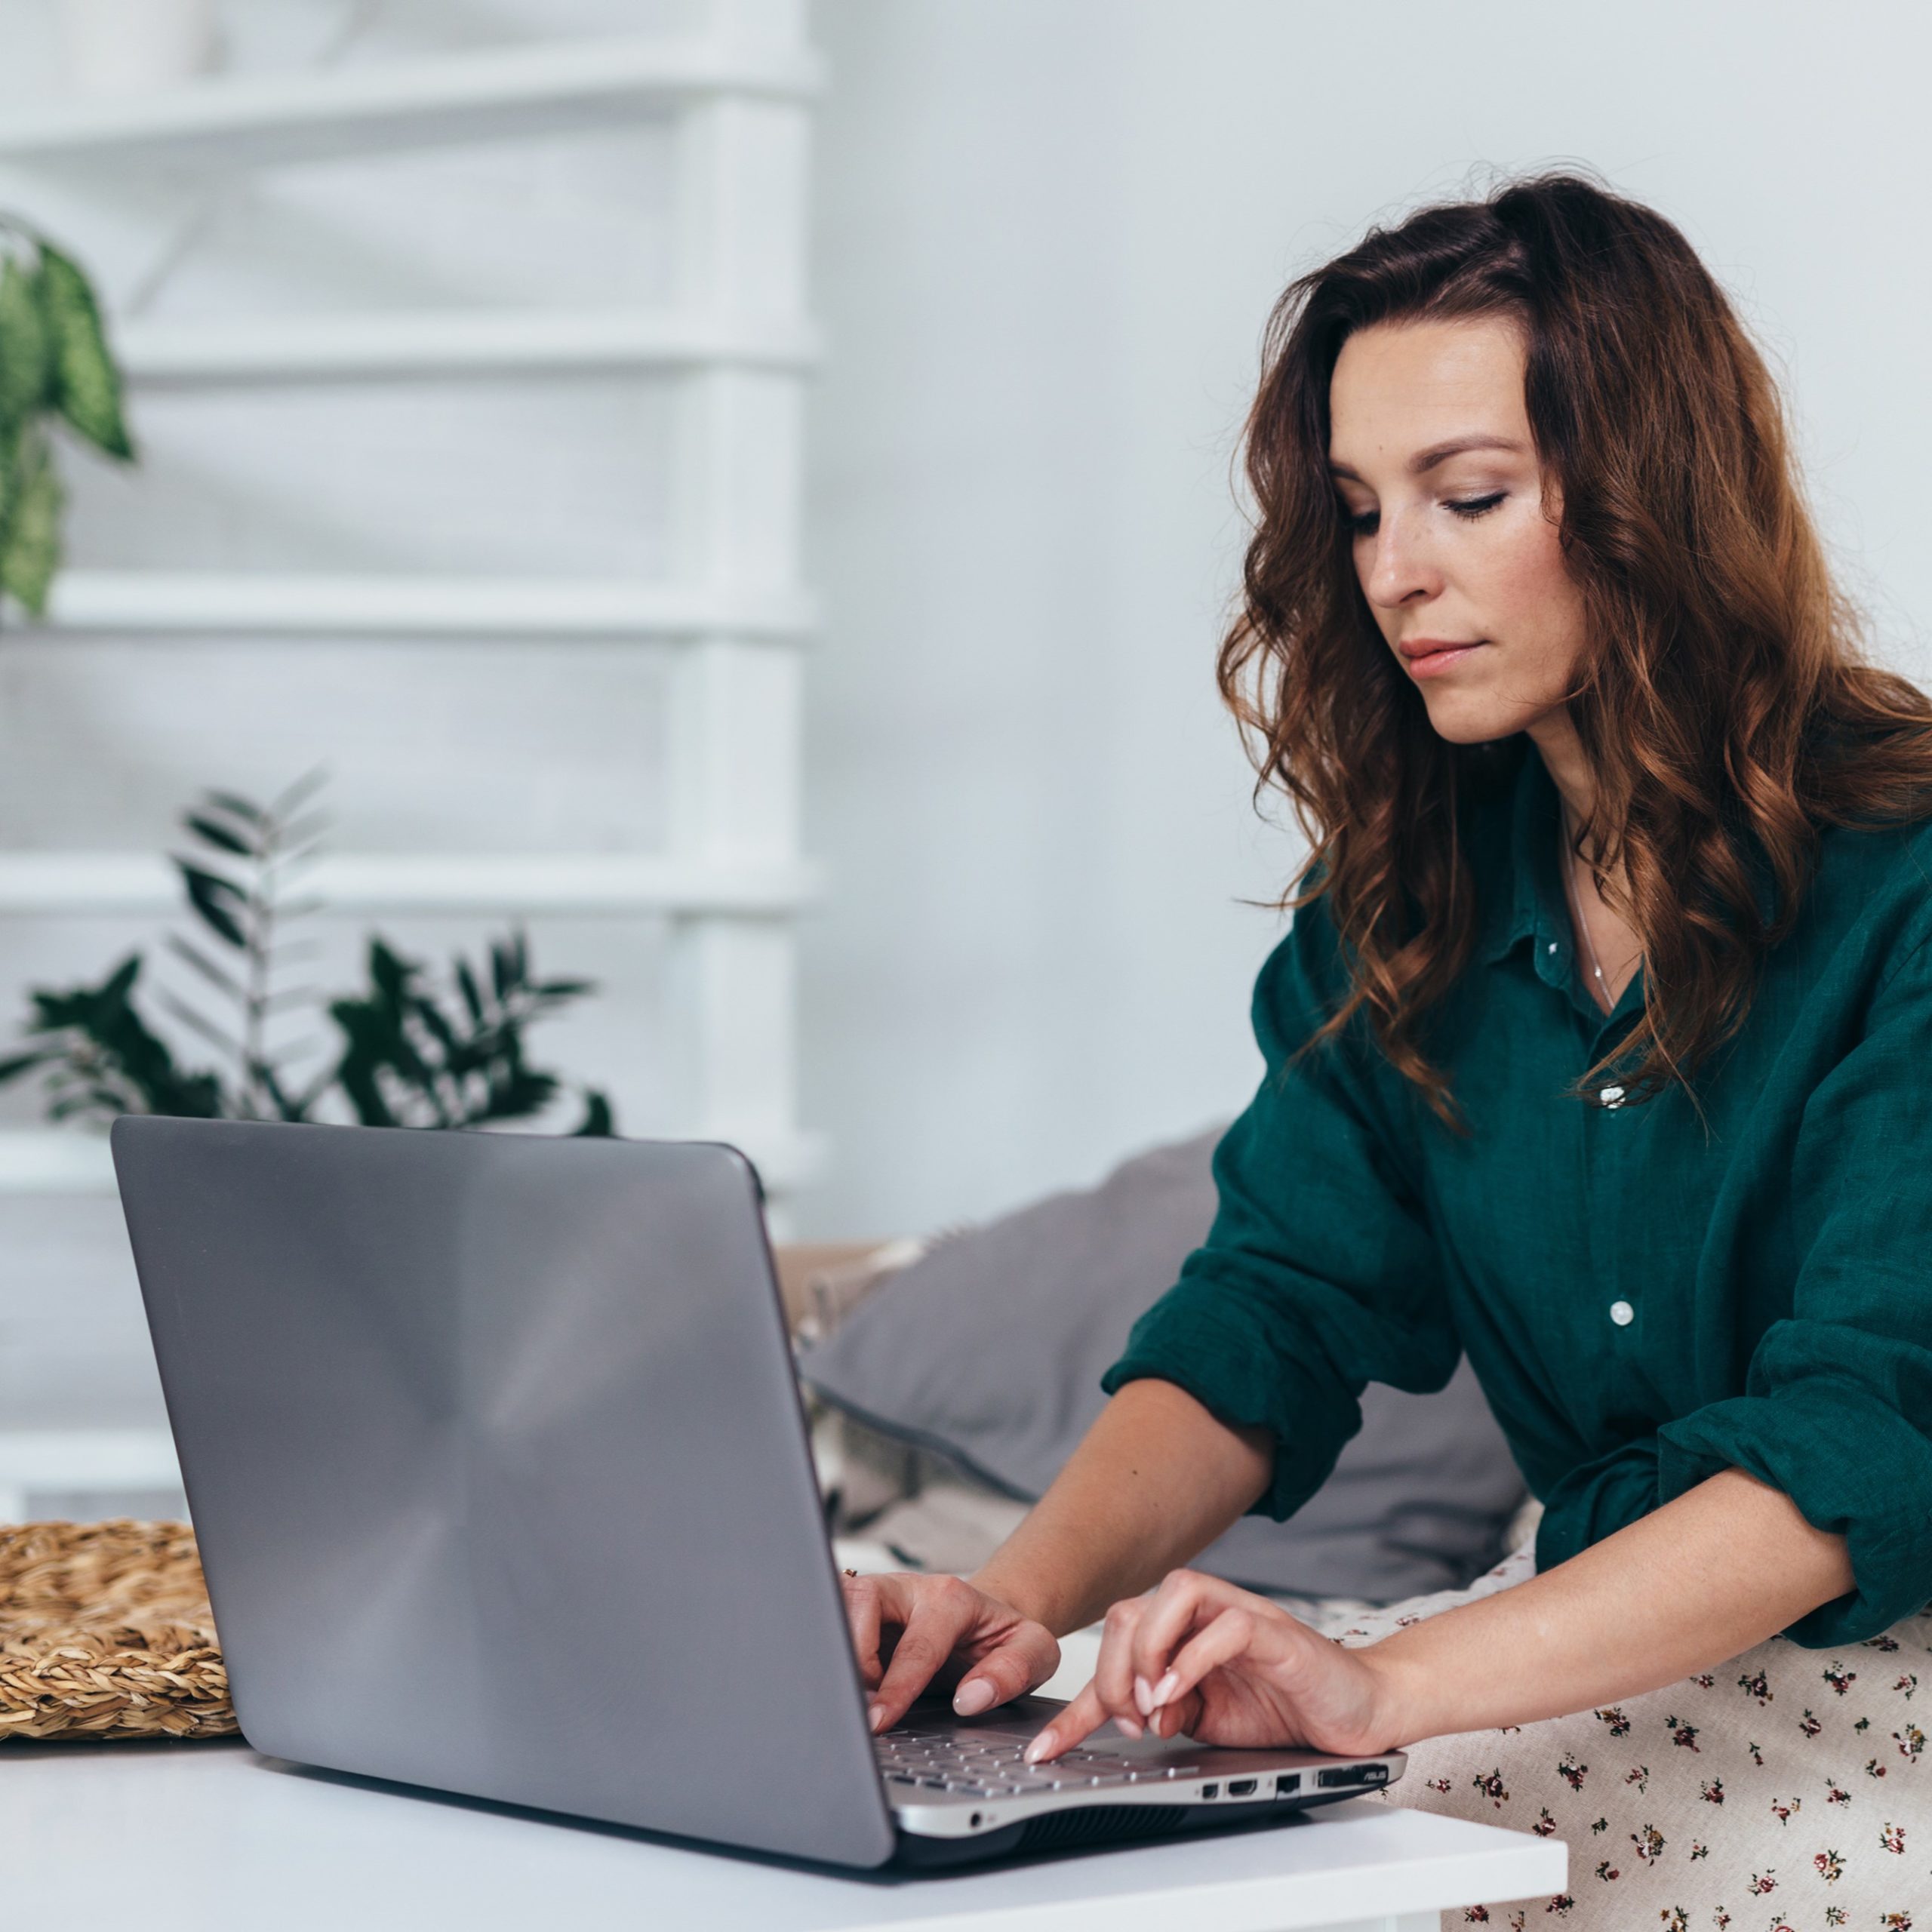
left=1327, top=434, right=1528, bottom=483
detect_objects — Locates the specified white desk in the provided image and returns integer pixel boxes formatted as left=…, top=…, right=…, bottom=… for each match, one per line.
left=2, top=1737, right=1565, bottom=1932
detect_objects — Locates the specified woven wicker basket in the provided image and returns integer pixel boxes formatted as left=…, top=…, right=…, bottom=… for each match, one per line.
left=0, top=1518, right=235, bottom=1741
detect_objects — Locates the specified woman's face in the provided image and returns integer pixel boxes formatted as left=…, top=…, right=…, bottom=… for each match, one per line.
left=1327, top=314, right=1589, bottom=749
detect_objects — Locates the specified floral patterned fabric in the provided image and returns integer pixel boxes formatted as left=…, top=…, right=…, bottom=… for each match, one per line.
left=1329, top=1547, right=1932, bottom=1930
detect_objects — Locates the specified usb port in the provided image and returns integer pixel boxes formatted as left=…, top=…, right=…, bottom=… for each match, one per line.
left=1227, top=1778, right=1257, bottom=1797
left=1316, top=1763, right=1389, bottom=1789
left=1274, top=1774, right=1301, bottom=1795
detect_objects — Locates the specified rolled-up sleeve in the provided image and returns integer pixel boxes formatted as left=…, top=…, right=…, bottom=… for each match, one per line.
left=1655, top=929, right=1932, bottom=1645
left=1100, top=885, right=1461, bottom=1523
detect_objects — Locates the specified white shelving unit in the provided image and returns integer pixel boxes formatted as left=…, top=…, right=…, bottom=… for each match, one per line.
left=0, top=5, right=825, bottom=1205
left=41, top=570, right=817, bottom=637
left=0, top=32, right=820, bottom=171
left=113, top=309, right=821, bottom=384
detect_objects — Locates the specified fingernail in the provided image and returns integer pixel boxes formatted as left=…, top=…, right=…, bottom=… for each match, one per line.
left=1022, top=1729, right=1057, bottom=1764
left=1115, top=1714, right=1143, bottom=1740
left=1133, top=1675, right=1154, bottom=1716
left=868, top=1703, right=886, bottom=1733
left=1151, top=1671, right=1180, bottom=1708
left=952, top=1679, right=994, bottom=1716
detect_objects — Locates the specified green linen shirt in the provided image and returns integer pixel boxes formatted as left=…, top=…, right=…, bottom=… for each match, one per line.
left=1102, top=736, right=1932, bottom=1645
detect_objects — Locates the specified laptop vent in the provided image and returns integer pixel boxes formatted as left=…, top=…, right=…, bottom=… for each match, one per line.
left=1015, top=1804, right=1193, bottom=1853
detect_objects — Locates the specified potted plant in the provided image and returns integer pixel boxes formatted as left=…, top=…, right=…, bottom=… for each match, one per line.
left=0, top=772, right=617, bottom=1137
left=0, top=215, right=134, bottom=623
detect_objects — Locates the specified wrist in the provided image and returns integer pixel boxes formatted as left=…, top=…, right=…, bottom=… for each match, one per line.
left=1357, top=1636, right=1443, bottom=1751
left=967, top=1559, right=1068, bottom=1635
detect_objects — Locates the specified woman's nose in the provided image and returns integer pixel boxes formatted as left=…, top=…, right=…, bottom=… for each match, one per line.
left=1363, top=509, right=1441, bottom=609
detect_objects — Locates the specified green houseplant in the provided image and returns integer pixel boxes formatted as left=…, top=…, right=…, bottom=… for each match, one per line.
left=0, top=214, right=134, bottom=620
left=0, top=772, right=616, bottom=1137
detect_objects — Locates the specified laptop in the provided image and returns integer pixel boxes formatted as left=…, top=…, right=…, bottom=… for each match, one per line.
left=110, top=1115, right=1405, bottom=1869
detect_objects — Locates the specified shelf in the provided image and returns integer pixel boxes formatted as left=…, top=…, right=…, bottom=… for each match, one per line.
left=0, top=851, right=817, bottom=916
left=0, top=1427, right=180, bottom=1487
left=33, top=572, right=817, bottom=639
left=0, top=1125, right=825, bottom=1196
left=116, top=309, right=821, bottom=386
left=0, top=35, right=823, bottom=173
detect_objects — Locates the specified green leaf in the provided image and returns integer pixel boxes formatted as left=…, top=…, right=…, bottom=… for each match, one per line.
left=184, top=812, right=254, bottom=859
left=0, top=424, right=61, bottom=614
left=412, top=997, right=460, bottom=1059
left=0, top=1046, right=55, bottom=1084
left=35, top=242, right=132, bottom=460
left=174, top=860, right=247, bottom=948
left=159, top=990, right=244, bottom=1062
left=456, top=960, right=485, bottom=1026
left=254, top=1060, right=319, bottom=1124
left=163, top=931, right=245, bottom=999
left=275, top=809, right=331, bottom=851
left=328, top=998, right=401, bottom=1128
left=200, top=789, right=263, bottom=826
left=266, top=765, right=328, bottom=821
left=8, top=949, right=229, bottom=1120
left=474, top=1068, right=558, bottom=1125
left=368, top=938, right=416, bottom=1010
left=0, top=254, right=51, bottom=429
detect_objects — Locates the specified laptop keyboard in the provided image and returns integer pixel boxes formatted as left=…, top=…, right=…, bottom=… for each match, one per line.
left=875, top=1726, right=1201, bottom=1798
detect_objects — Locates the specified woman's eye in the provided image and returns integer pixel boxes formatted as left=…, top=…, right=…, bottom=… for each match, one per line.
left=1341, top=506, right=1379, bottom=536
left=1447, top=491, right=1506, bottom=520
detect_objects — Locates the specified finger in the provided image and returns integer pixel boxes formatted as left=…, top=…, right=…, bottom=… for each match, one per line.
left=1090, top=1595, right=1149, bottom=1738
left=1146, top=1684, right=1204, bottom=1740
left=1149, top=1604, right=1257, bottom=1715
left=841, top=1574, right=884, bottom=1690
left=869, top=1579, right=977, bottom=1734
left=951, top=1623, right=1060, bottom=1718
left=1023, top=1675, right=1109, bottom=1764
left=1131, top=1568, right=1242, bottom=1706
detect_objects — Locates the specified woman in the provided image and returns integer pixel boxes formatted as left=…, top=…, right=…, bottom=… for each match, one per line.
left=843, top=171, right=1932, bottom=1922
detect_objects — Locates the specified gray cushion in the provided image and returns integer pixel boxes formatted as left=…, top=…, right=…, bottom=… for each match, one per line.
left=798, top=1123, right=1527, bottom=1601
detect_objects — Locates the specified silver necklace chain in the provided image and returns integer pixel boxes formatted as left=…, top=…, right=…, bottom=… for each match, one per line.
left=1561, top=808, right=1611, bottom=997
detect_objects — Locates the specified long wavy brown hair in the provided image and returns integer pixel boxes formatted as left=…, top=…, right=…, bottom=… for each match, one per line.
left=1224, top=168, right=1932, bottom=1139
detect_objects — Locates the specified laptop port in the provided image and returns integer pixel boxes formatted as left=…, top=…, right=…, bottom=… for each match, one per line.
left=1316, top=1763, right=1389, bottom=1789
left=1199, top=1783, right=1219, bottom=1799
left=1227, top=1778, right=1257, bottom=1797
left=1274, top=1774, right=1300, bottom=1795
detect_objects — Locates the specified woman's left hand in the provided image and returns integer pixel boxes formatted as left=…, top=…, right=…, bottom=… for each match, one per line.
left=1025, top=1567, right=1407, bottom=1764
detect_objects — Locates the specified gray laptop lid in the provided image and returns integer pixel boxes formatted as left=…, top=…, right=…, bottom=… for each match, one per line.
left=111, top=1115, right=897, bottom=1869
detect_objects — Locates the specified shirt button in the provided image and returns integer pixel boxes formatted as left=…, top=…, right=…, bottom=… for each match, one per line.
left=1547, top=941, right=1558, bottom=954
left=1598, top=1084, right=1626, bottom=1109
left=1609, top=1300, right=1635, bottom=1327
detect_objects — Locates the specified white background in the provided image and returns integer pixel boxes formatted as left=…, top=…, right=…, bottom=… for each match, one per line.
left=798, top=0, right=1932, bottom=1235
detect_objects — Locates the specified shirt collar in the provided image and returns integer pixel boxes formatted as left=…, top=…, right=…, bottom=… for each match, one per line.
left=1476, top=738, right=1780, bottom=968
left=1478, top=742, right=1561, bottom=966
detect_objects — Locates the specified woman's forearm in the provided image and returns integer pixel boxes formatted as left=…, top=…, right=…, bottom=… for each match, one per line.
left=970, top=1379, right=1274, bottom=1637
left=1369, top=1466, right=1856, bottom=1745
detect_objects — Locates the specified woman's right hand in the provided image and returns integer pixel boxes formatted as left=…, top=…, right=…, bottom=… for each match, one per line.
left=839, top=1570, right=1060, bottom=1734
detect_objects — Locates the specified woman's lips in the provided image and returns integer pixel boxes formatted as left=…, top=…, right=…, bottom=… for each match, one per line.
left=1402, top=641, right=1485, bottom=679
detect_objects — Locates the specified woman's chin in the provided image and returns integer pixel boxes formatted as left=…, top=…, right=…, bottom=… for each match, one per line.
left=1420, top=696, right=1518, bottom=745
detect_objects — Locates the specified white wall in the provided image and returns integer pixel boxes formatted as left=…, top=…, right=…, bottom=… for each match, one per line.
left=793, top=0, right=1932, bottom=1238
